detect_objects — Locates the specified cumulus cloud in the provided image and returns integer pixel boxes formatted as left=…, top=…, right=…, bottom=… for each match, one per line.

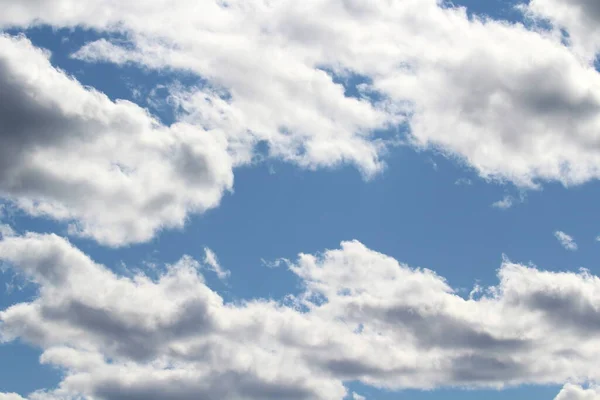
left=555, top=230, right=578, bottom=251
left=2, top=233, right=600, bottom=399
left=0, top=34, right=234, bottom=246
left=0, top=394, right=26, bottom=400
left=555, top=384, right=600, bottom=400
left=3, top=0, right=600, bottom=187
left=0, top=2, right=599, bottom=244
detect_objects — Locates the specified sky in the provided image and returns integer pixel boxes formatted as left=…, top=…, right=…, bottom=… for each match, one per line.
left=2, top=0, right=600, bottom=399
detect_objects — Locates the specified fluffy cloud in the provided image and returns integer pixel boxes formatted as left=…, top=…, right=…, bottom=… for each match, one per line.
left=3, top=0, right=600, bottom=189
left=0, top=1, right=599, bottom=244
left=0, top=34, right=234, bottom=246
left=527, top=0, right=600, bottom=60
left=555, top=384, right=600, bottom=400
left=555, top=230, right=578, bottom=251
left=0, top=394, right=26, bottom=400
left=2, top=233, right=600, bottom=399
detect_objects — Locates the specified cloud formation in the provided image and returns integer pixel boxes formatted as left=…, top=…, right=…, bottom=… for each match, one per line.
left=0, top=1, right=599, bottom=244
left=3, top=0, right=600, bottom=187
left=555, top=230, right=578, bottom=251
left=2, top=233, right=600, bottom=399
left=554, top=384, right=600, bottom=400
left=0, top=34, right=234, bottom=246
left=527, top=0, right=600, bottom=60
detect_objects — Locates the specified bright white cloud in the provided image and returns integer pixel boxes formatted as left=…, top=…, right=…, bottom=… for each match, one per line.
left=0, top=19, right=396, bottom=246
left=0, top=1, right=598, bottom=245
left=47, top=0, right=600, bottom=188
left=0, top=394, right=26, bottom=400
left=1, top=3, right=600, bottom=400
left=0, top=34, right=236, bottom=247
left=2, top=233, right=600, bottom=399
left=555, top=230, right=578, bottom=251
left=555, top=384, right=600, bottom=400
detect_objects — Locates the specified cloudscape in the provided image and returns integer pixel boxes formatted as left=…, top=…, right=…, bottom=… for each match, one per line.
left=2, top=1, right=600, bottom=399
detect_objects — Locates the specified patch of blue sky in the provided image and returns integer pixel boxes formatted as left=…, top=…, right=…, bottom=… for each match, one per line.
left=0, top=210, right=65, bottom=394
left=443, top=0, right=527, bottom=22
left=0, top=341, right=62, bottom=395
left=319, top=67, right=386, bottom=104
left=346, top=381, right=562, bottom=400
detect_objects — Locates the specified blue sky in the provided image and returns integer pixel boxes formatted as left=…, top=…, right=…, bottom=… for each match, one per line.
left=2, top=1, right=600, bottom=400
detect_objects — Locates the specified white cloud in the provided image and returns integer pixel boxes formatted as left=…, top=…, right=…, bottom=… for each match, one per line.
left=0, top=224, right=14, bottom=238
left=203, top=247, right=230, bottom=280
left=0, top=34, right=236, bottom=246
left=352, top=393, right=366, bottom=400
left=0, top=394, right=26, bottom=400
left=527, top=0, right=600, bottom=61
left=3, top=233, right=600, bottom=399
left=0, top=2, right=598, bottom=246
left=555, top=230, right=578, bottom=251
left=63, top=0, right=600, bottom=188
left=555, top=384, right=600, bottom=400
left=0, top=0, right=599, bottom=197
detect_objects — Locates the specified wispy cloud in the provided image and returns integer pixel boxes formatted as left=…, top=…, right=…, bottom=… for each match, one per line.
left=261, top=257, right=290, bottom=269
left=203, top=247, right=230, bottom=280
left=492, top=195, right=515, bottom=210
left=554, top=231, right=578, bottom=251
left=455, top=178, right=473, bottom=186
